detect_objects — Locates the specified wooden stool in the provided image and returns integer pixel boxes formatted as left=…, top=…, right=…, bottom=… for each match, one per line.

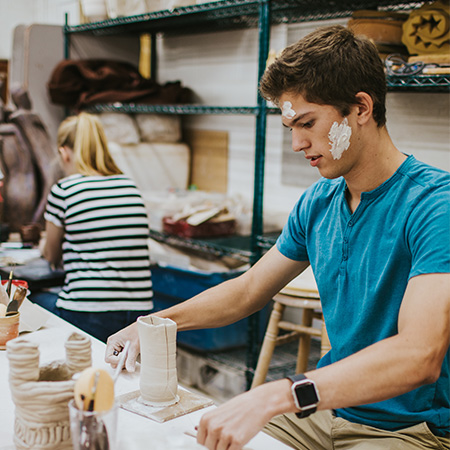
left=251, top=292, right=330, bottom=388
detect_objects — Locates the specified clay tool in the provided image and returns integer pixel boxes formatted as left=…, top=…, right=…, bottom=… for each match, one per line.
left=183, top=430, right=253, bottom=450
left=80, top=371, right=110, bottom=450
left=74, top=369, right=113, bottom=449
left=0, top=281, right=9, bottom=306
left=113, top=340, right=130, bottom=383
left=88, top=370, right=100, bottom=412
left=74, top=368, right=115, bottom=412
left=6, top=285, right=27, bottom=315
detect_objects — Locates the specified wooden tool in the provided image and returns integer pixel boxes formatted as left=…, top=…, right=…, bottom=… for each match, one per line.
left=6, top=285, right=27, bottom=315
left=113, top=341, right=130, bottom=383
left=0, top=283, right=10, bottom=306
left=74, top=368, right=115, bottom=412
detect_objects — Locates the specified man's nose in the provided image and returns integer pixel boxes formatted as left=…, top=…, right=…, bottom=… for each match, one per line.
left=291, top=130, right=309, bottom=153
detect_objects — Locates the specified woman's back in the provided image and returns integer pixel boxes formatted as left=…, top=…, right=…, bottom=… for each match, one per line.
left=45, top=173, right=153, bottom=312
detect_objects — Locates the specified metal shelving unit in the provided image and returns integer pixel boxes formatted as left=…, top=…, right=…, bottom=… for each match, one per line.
left=63, top=0, right=449, bottom=384
left=64, top=0, right=450, bottom=266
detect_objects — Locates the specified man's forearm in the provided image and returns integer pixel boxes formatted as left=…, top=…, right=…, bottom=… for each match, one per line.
left=153, top=275, right=271, bottom=331
left=307, top=333, right=441, bottom=412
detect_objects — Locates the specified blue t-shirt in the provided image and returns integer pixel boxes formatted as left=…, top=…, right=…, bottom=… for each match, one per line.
left=277, top=155, right=450, bottom=436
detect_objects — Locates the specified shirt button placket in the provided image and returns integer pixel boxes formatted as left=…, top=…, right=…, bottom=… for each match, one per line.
left=341, top=220, right=353, bottom=266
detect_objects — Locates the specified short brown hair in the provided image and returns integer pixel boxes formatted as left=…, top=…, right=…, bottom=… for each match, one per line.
left=259, top=25, right=387, bottom=127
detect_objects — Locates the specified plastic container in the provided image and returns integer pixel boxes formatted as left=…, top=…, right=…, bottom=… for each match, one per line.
left=1, top=279, right=29, bottom=290
left=150, top=264, right=270, bottom=352
left=162, top=216, right=236, bottom=238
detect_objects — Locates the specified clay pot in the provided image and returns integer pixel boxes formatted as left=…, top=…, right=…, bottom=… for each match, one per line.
left=137, top=315, right=179, bottom=406
left=6, top=333, right=92, bottom=450
left=0, top=311, right=20, bottom=350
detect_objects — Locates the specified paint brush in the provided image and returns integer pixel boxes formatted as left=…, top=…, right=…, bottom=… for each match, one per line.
left=87, top=370, right=100, bottom=412
left=5, top=269, right=14, bottom=299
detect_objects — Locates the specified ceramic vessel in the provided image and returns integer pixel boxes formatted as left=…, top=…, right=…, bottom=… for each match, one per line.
left=0, top=312, right=20, bottom=350
left=137, top=315, right=179, bottom=406
left=6, top=333, right=92, bottom=450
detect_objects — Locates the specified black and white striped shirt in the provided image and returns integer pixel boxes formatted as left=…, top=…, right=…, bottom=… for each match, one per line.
left=45, top=174, right=153, bottom=312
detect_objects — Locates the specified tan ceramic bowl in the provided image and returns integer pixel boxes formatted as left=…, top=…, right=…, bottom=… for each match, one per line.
left=0, top=312, right=20, bottom=350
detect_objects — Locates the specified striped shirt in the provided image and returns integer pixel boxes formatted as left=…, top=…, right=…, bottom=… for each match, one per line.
left=45, top=174, right=153, bottom=312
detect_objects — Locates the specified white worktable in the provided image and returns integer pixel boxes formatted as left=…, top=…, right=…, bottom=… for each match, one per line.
left=0, top=306, right=290, bottom=450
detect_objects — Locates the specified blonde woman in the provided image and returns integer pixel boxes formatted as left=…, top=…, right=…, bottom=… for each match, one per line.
left=38, top=112, right=153, bottom=342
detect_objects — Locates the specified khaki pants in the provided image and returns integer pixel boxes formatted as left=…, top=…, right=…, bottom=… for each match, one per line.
left=264, top=410, right=450, bottom=449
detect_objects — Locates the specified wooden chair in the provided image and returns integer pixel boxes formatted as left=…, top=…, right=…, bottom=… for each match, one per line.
left=251, top=291, right=331, bottom=388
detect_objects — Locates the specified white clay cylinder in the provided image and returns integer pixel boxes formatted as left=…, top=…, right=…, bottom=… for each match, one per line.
left=137, top=315, right=179, bottom=407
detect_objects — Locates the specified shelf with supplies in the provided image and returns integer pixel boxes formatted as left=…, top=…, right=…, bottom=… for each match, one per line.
left=148, top=230, right=282, bottom=263
left=64, top=0, right=445, bottom=263
left=149, top=229, right=254, bottom=263
left=64, top=0, right=425, bottom=37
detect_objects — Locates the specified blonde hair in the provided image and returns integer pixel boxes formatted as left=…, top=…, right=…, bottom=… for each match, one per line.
left=57, top=112, right=123, bottom=176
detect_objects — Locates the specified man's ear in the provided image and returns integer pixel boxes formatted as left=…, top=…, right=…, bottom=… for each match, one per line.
left=354, top=92, right=373, bottom=125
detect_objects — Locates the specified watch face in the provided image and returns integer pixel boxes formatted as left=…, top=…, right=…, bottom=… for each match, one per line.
left=295, top=382, right=319, bottom=408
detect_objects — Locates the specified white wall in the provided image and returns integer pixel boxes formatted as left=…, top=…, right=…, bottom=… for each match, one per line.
left=1, top=2, right=449, bottom=227
left=0, top=0, right=79, bottom=59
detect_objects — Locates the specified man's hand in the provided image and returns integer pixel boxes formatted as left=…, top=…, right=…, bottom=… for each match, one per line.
left=197, top=380, right=293, bottom=450
left=105, top=322, right=140, bottom=372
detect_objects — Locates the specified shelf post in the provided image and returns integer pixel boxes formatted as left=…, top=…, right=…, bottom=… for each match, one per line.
left=63, top=13, right=70, bottom=118
left=151, top=32, right=157, bottom=81
left=64, top=13, right=69, bottom=60
left=246, top=0, right=271, bottom=389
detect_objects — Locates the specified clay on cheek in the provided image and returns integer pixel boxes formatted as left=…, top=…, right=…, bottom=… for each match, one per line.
left=328, top=117, right=352, bottom=160
left=282, top=101, right=296, bottom=119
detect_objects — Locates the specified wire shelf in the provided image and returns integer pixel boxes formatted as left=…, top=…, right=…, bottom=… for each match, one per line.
left=387, top=74, right=450, bottom=92
left=149, top=229, right=254, bottom=263
left=65, top=0, right=424, bottom=36
left=65, top=1, right=261, bottom=36
left=257, top=233, right=279, bottom=250
left=84, top=103, right=259, bottom=115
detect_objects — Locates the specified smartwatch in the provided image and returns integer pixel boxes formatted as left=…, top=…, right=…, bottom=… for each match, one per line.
left=287, top=374, right=320, bottom=418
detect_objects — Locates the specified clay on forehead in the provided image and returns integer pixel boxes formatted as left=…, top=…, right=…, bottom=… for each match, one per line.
left=282, top=101, right=296, bottom=119
left=328, top=117, right=352, bottom=160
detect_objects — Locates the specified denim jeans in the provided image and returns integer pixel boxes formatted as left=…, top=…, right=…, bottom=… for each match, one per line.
left=29, top=290, right=151, bottom=343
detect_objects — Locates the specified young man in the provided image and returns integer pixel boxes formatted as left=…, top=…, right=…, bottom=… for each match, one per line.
left=105, top=25, right=450, bottom=449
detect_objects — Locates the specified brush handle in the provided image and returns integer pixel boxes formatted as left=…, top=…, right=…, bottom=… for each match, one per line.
left=5, top=271, right=13, bottom=298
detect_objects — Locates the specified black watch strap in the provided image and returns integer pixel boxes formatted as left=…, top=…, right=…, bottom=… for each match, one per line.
left=287, top=373, right=308, bottom=384
left=287, top=374, right=318, bottom=418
